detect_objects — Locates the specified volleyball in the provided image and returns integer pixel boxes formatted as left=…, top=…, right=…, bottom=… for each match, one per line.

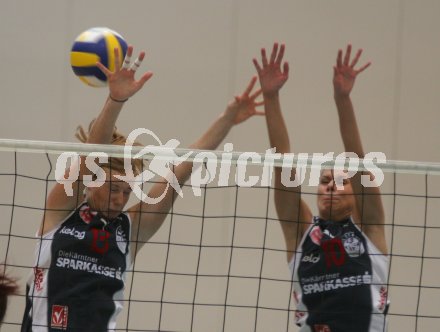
left=70, top=27, right=128, bottom=87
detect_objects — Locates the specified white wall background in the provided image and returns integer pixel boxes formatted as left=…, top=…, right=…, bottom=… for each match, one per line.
left=1, top=0, right=439, bottom=331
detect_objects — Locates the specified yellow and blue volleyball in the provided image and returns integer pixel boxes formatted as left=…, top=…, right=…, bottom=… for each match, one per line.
left=70, top=27, right=128, bottom=87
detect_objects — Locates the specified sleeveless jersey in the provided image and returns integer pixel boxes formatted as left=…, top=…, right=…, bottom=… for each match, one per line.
left=289, top=217, right=390, bottom=332
left=21, top=203, right=132, bottom=332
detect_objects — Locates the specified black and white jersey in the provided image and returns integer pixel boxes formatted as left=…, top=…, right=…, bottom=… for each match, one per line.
left=289, top=217, right=390, bottom=332
left=22, top=202, right=131, bottom=332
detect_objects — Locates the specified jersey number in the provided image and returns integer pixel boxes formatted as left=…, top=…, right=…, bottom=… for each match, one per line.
left=321, top=238, right=346, bottom=268
left=91, top=229, right=110, bottom=254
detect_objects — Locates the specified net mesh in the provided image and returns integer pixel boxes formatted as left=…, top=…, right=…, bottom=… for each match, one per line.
left=1, top=140, right=440, bottom=331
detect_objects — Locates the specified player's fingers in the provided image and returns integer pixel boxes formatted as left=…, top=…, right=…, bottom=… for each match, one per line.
left=336, top=49, right=343, bottom=68
left=275, top=43, right=285, bottom=65
left=343, top=44, right=352, bottom=66
left=253, top=58, right=262, bottom=73
left=283, top=62, right=289, bottom=77
left=122, top=46, right=134, bottom=70
left=261, top=48, right=269, bottom=67
left=138, top=72, right=154, bottom=86
left=250, top=88, right=262, bottom=100
left=269, top=43, right=279, bottom=64
left=243, top=76, right=258, bottom=96
left=130, top=56, right=143, bottom=72
left=356, top=61, right=371, bottom=74
left=96, top=61, right=111, bottom=76
left=350, top=49, right=362, bottom=68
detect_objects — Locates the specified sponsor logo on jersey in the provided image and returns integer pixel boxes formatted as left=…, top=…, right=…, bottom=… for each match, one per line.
left=34, top=267, right=44, bottom=292
left=292, top=292, right=307, bottom=324
left=342, top=231, right=365, bottom=257
left=302, top=271, right=372, bottom=295
left=295, top=310, right=306, bottom=323
left=379, top=286, right=389, bottom=312
left=116, top=225, right=128, bottom=254
left=56, top=256, right=123, bottom=280
left=322, top=229, right=335, bottom=239
left=310, top=226, right=323, bottom=245
left=60, top=226, right=86, bottom=240
left=51, top=305, right=68, bottom=330
left=301, top=253, right=320, bottom=263
left=79, top=204, right=97, bottom=224
left=293, top=290, right=299, bottom=304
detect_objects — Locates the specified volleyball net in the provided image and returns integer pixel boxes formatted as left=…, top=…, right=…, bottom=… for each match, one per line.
left=1, top=139, right=440, bottom=331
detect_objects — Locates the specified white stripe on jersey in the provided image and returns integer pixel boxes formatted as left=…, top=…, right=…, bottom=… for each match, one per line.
left=26, top=208, right=77, bottom=331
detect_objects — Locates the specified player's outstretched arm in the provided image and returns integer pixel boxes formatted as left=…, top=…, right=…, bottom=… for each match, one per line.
left=41, top=46, right=152, bottom=235
left=333, top=44, right=386, bottom=254
left=254, top=43, right=312, bottom=262
left=129, top=77, right=264, bottom=252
